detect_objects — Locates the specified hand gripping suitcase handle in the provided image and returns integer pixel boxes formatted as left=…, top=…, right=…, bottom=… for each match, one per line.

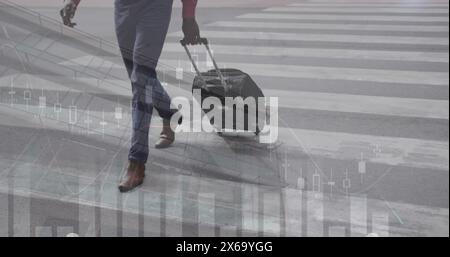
left=180, top=37, right=209, bottom=46
left=180, top=38, right=228, bottom=91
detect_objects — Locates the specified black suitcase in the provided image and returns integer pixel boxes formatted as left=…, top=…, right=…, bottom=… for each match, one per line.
left=181, top=38, right=266, bottom=135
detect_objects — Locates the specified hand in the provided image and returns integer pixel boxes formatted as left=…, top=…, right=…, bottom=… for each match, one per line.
left=60, top=1, right=78, bottom=27
left=182, top=18, right=201, bottom=45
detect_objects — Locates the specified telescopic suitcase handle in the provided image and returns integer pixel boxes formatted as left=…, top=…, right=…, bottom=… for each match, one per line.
left=180, top=38, right=228, bottom=92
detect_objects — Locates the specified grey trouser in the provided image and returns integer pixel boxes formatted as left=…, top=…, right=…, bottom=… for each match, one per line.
left=115, top=0, right=175, bottom=163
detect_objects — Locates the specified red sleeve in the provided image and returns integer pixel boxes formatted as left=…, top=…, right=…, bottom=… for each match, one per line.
left=182, top=0, right=197, bottom=18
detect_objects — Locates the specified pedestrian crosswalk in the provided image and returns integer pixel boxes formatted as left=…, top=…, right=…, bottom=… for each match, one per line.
left=161, top=0, right=449, bottom=171
left=1, top=0, right=448, bottom=172
left=0, top=0, right=449, bottom=236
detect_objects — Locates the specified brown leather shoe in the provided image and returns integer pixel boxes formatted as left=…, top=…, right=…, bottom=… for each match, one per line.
left=118, top=161, right=145, bottom=193
left=155, top=119, right=175, bottom=149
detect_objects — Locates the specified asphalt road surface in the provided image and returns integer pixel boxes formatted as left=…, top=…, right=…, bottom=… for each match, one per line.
left=0, top=0, right=448, bottom=237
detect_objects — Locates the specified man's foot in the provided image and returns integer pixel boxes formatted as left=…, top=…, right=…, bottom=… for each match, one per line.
left=118, top=161, right=145, bottom=193
left=155, top=119, right=175, bottom=149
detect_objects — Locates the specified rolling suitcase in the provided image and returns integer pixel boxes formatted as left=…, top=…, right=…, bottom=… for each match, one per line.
left=181, top=38, right=266, bottom=135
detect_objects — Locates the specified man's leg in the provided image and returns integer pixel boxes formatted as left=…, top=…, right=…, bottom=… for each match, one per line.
left=114, top=0, right=139, bottom=79
left=115, top=0, right=147, bottom=192
left=115, top=0, right=170, bottom=164
left=115, top=0, right=175, bottom=192
left=132, top=0, right=176, bottom=149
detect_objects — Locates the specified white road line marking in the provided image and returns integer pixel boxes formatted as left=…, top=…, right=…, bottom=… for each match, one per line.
left=288, top=3, right=449, bottom=8
left=2, top=103, right=448, bottom=171
left=264, top=89, right=449, bottom=119
left=264, top=7, right=449, bottom=14
left=238, top=13, right=449, bottom=22
left=208, top=21, right=449, bottom=32
left=170, top=30, right=449, bottom=46
left=277, top=127, right=449, bottom=170
left=163, top=42, right=450, bottom=63
left=161, top=59, right=449, bottom=86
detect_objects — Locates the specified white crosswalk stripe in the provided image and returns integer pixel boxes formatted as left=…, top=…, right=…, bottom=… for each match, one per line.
left=264, top=89, right=449, bottom=119
left=278, top=127, right=449, bottom=170
left=59, top=55, right=450, bottom=86
left=288, top=3, right=450, bottom=8
left=13, top=72, right=447, bottom=120
left=208, top=21, right=450, bottom=32
left=169, top=30, right=449, bottom=45
left=264, top=7, right=449, bottom=13
left=164, top=42, right=449, bottom=63
left=161, top=59, right=449, bottom=86
left=2, top=101, right=448, bottom=170
left=238, top=13, right=449, bottom=22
